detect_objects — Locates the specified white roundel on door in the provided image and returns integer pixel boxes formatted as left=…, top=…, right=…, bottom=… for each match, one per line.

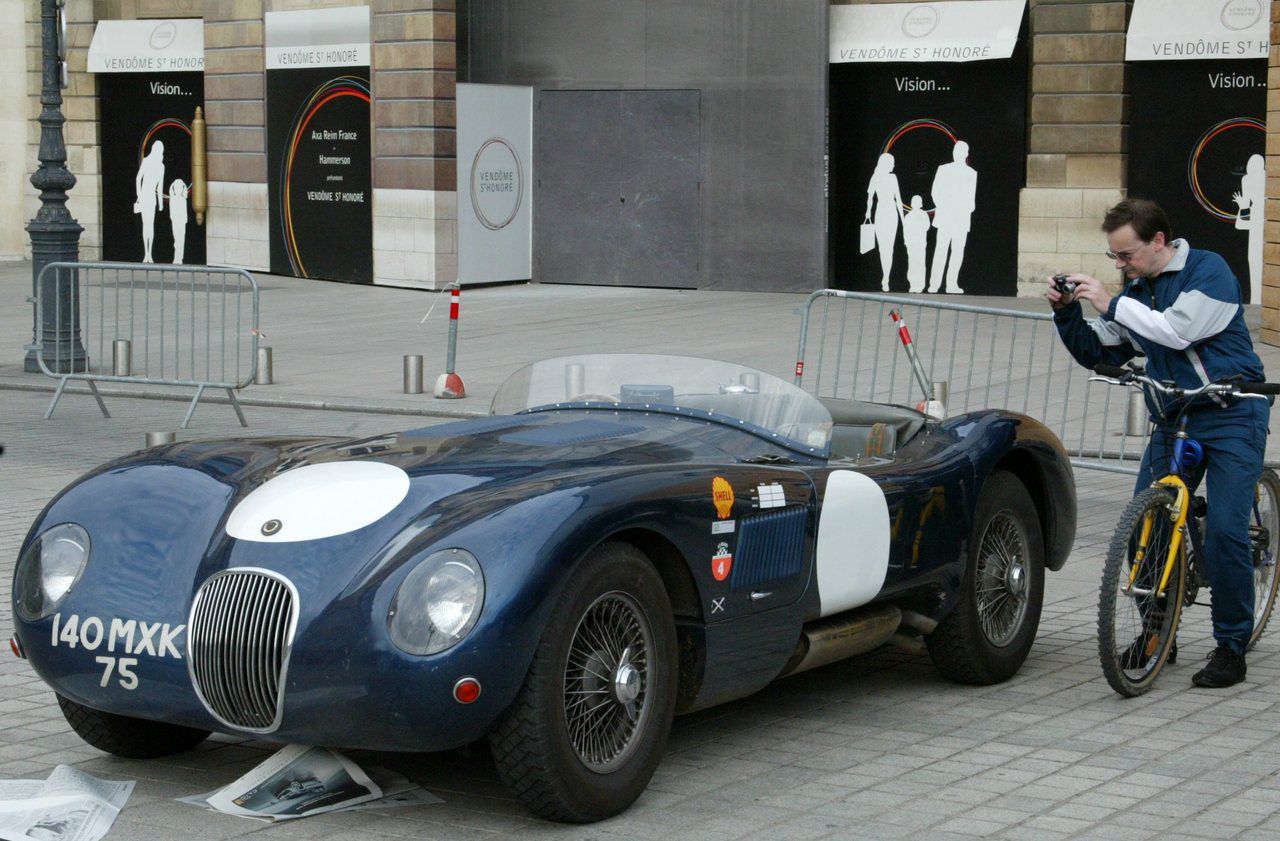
left=226, top=462, right=410, bottom=543
left=815, top=470, right=891, bottom=616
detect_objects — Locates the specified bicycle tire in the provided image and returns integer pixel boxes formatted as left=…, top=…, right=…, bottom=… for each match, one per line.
left=1098, top=485, right=1188, bottom=697
left=1248, top=467, right=1280, bottom=651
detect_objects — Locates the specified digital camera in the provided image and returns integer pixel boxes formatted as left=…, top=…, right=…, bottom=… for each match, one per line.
left=1053, top=274, right=1077, bottom=296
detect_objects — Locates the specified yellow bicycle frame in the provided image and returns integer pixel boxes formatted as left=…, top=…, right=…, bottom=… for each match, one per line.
left=1128, top=475, right=1190, bottom=599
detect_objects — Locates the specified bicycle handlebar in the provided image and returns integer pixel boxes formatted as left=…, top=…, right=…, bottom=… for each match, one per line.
left=1090, top=364, right=1279, bottom=399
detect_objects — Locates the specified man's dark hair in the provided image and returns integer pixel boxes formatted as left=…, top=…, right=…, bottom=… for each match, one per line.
left=1101, top=198, right=1173, bottom=245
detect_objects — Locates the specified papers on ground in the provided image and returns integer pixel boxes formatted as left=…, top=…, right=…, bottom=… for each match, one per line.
left=0, top=766, right=134, bottom=841
left=179, top=745, right=441, bottom=821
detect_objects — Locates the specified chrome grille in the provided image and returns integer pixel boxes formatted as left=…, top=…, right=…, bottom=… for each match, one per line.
left=188, top=569, right=297, bottom=732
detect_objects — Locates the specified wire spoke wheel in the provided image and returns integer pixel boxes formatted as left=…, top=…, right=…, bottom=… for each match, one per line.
left=974, top=510, right=1031, bottom=647
left=563, top=592, right=654, bottom=773
left=1249, top=468, right=1280, bottom=650
left=1098, top=486, right=1187, bottom=696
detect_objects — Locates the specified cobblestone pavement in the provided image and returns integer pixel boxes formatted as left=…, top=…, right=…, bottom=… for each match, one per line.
left=6, top=389, right=1280, bottom=840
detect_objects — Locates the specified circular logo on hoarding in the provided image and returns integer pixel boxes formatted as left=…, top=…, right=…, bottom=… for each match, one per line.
left=149, top=21, right=178, bottom=50
left=1221, top=0, right=1262, bottom=30
left=902, top=5, right=940, bottom=38
left=470, top=138, right=524, bottom=231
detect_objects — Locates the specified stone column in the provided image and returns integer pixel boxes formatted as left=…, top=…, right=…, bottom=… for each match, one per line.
left=204, top=0, right=269, bottom=270
left=1262, top=0, right=1280, bottom=346
left=1017, top=0, right=1130, bottom=296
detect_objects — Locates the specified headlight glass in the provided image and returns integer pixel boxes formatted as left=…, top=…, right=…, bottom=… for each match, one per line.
left=15, top=523, right=91, bottom=622
left=389, top=548, right=484, bottom=655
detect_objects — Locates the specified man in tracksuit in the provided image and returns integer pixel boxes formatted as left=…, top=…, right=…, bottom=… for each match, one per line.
left=1049, top=198, right=1270, bottom=688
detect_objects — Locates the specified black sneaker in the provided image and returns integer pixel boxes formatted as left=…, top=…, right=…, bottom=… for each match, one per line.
left=1192, top=646, right=1246, bottom=688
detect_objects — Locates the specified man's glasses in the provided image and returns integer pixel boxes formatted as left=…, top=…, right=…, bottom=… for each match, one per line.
left=1105, top=241, right=1149, bottom=263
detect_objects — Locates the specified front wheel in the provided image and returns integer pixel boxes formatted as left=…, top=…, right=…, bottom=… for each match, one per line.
left=57, top=694, right=210, bottom=758
left=926, top=471, right=1045, bottom=685
left=489, top=542, right=677, bottom=823
left=1098, top=486, right=1187, bottom=697
left=1248, top=467, right=1280, bottom=650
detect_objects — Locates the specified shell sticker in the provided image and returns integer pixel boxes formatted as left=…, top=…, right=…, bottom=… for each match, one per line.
left=712, top=542, right=733, bottom=582
left=712, top=476, right=734, bottom=519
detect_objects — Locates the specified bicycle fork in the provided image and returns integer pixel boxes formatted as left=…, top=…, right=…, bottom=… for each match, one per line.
left=1127, top=475, right=1191, bottom=600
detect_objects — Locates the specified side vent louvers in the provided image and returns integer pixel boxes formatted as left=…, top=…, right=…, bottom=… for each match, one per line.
left=731, top=506, right=807, bottom=592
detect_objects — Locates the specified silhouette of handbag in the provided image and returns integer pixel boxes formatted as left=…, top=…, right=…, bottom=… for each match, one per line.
left=132, top=200, right=142, bottom=214
left=859, top=222, right=875, bottom=254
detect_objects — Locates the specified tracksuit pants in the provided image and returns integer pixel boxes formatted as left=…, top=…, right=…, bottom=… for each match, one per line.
left=1134, top=398, right=1270, bottom=655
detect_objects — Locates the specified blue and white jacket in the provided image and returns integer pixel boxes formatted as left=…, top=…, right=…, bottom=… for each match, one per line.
left=1054, top=239, right=1264, bottom=416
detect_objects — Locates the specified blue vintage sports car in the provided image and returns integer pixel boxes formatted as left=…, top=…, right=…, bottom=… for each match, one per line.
left=12, top=354, right=1075, bottom=822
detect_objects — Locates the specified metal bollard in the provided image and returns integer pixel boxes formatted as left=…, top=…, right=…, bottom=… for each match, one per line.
left=1125, top=390, right=1147, bottom=436
left=255, top=346, right=273, bottom=385
left=564, top=362, right=585, bottom=399
left=145, top=431, right=176, bottom=448
left=403, top=354, right=424, bottom=394
left=930, top=380, right=949, bottom=411
left=112, top=339, right=132, bottom=377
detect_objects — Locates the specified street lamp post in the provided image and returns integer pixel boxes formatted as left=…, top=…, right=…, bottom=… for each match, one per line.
left=25, top=0, right=85, bottom=374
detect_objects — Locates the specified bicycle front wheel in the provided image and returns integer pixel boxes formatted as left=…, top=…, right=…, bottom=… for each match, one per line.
left=1098, top=486, right=1188, bottom=697
left=1248, top=467, right=1280, bottom=650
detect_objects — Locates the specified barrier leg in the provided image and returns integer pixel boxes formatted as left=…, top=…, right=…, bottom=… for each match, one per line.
left=86, top=380, right=110, bottom=418
left=44, top=376, right=69, bottom=420
left=181, top=384, right=206, bottom=429
left=226, top=388, right=248, bottom=427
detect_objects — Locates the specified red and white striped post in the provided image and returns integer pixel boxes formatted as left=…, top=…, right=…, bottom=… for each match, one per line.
left=433, top=284, right=466, bottom=399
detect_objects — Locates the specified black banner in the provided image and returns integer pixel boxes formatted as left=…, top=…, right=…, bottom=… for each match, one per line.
left=1129, top=60, right=1266, bottom=303
left=266, top=67, right=372, bottom=284
left=829, top=38, right=1028, bottom=296
left=99, top=72, right=205, bottom=265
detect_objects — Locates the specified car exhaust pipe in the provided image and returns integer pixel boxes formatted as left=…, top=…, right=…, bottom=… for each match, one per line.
left=782, top=604, right=901, bottom=677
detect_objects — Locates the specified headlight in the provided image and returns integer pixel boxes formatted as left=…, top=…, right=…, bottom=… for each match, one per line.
left=389, top=548, right=484, bottom=655
left=15, top=523, right=91, bottom=621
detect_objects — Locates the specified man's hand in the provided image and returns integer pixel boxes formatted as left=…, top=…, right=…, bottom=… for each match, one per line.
left=1047, top=273, right=1111, bottom=315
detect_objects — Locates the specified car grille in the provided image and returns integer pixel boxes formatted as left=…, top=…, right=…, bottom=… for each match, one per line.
left=188, top=569, right=297, bottom=732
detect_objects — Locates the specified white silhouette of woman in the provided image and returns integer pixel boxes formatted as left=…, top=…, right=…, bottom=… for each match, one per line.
left=1233, top=153, right=1265, bottom=304
left=169, top=178, right=190, bottom=264
left=134, top=140, right=166, bottom=263
left=864, top=153, right=905, bottom=292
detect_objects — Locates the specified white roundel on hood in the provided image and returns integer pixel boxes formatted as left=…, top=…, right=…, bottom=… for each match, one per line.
left=225, top=462, right=411, bottom=543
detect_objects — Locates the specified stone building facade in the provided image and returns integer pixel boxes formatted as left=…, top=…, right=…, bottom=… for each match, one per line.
left=7, top=0, right=1280, bottom=329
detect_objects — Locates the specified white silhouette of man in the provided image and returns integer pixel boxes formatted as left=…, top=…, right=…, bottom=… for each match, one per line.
left=169, top=178, right=190, bottom=264
left=1233, top=153, right=1265, bottom=304
left=903, top=194, right=930, bottom=293
left=928, top=140, right=977, bottom=294
left=135, top=140, right=166, bottom=263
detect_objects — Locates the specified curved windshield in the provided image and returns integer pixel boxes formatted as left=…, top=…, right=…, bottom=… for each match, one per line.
left=491, top=354, right=833, bottom=455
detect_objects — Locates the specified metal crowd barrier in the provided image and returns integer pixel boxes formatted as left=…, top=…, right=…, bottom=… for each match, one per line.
left=794, top=289, right=1279, bottom=476
left=32, top=262, right=260, bottom=428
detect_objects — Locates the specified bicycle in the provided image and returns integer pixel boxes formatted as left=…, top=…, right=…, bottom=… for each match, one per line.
left=1091, top=363, right=1280, bottom=696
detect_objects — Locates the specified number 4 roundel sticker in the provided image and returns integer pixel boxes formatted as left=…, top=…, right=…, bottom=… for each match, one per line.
left=712, top=542, right=733, bottom=582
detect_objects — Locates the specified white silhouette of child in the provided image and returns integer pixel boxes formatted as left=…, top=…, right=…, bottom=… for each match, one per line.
left=903, top=195, right=930, bottom=293
left=169, top=178, right=190, bottom=264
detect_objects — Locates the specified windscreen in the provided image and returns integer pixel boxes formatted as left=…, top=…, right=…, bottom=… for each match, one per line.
left=491, top=354, right=833, bottom=456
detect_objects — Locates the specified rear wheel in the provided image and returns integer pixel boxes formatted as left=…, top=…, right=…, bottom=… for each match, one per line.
left=926, top=471, right=1045, bottom=684
left=1248, top=467, right=1280, bottom=650
left=489, top=542, right=677, bottom=823
left=57, top=694, right=209, bottom=758
left=1097, top=486, right=1187, bottom=697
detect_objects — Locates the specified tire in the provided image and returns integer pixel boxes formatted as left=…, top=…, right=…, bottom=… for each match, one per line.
left=489, top=541, right=678, bottom=823
left=1097, top=486, right=1187, bottom=697
left=926, top=471, right=1045, bottom=685
left=57, top=694, right=209, bottom=758
left=1248, top=467, right=1280, bottom=651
